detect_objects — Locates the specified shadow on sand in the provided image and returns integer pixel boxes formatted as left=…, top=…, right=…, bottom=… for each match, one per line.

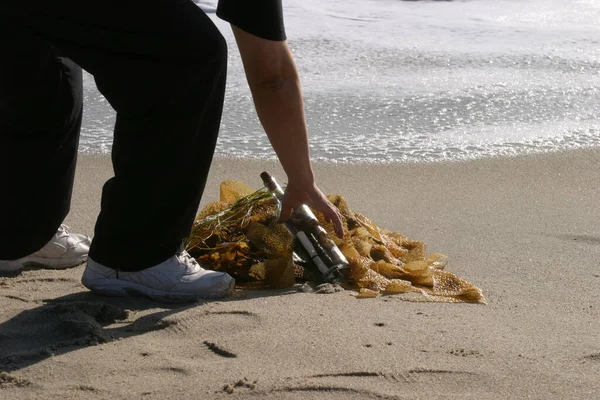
left=0, top=285, right=299, bottom=373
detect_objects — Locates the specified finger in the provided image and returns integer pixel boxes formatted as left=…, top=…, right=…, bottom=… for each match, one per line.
left=278, top=192, right=295, bottom=223
left=314, top=197, right=343, bottom=237
left=321, top=207, right=343, bottom=238
left=330, top=210, right=344, bottom=238
left=334, top=218, right=344, bottom=238
left=277, top=204, right=293, bottom=223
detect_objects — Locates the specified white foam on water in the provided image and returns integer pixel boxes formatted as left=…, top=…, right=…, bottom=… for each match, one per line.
left=79, top=0, right=600, bottom=163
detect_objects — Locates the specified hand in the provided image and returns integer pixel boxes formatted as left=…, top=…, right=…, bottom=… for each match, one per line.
left=277, top=181, right=345, bottom=238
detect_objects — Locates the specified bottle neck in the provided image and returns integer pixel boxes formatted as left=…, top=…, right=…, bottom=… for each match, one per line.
left=261, top=172, right=285, bottom=198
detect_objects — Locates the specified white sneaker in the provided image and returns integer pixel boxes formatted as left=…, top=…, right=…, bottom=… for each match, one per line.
left=0, top=225, right=90, bottom=272
left=81, top=251, right=235, bottom=302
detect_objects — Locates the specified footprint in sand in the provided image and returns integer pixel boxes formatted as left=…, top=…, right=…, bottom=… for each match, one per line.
left=131, top=309, right=261, bottom=360
left=221, top=377, right=258, bottom=395
left=449, top=348, right=483, bottom=357
left=203, top=341, right=237, bottom=358
left=0, top=372, right=32, bottom=389
left=0, top=301, right=127, bottom=371
left=131, top=309, right=261, bottom=336
left=215, top=369, right=490, bottom=399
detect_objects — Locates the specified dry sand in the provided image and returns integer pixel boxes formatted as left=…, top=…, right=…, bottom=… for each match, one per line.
left=1, top=149, right=600, bottom=399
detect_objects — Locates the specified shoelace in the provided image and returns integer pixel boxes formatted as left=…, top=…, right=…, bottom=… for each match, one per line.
left=56, top=224, right=70, bottom=238
left=54, top=224, right=81, bottom=249
left=179, top=251, right=201, bottom=272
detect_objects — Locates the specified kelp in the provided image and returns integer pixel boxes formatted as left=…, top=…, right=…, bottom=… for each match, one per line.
left=186, top=180, right=485, bottom=304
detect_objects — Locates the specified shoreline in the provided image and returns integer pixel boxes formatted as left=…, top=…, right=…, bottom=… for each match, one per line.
left=76, top=144, right=600, bottom=166
left=2, top=147, right=599, bottom=399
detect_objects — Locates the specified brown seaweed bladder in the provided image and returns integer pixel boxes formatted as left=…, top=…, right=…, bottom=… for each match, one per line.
left=186, top=180, right=485, bottom=304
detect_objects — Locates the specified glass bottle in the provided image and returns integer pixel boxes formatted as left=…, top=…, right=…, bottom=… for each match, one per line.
left=260, top=171, right=349, bottom=283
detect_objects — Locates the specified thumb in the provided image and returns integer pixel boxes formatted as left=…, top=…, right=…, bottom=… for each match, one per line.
left=277, top=199, right=294, bottom=223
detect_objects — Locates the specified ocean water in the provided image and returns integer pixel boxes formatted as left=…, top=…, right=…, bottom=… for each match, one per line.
left=79, top=0, right=600, bottom=163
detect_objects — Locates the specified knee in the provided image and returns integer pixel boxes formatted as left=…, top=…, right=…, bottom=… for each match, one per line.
left=173, top=26, right=227, bottom=100
left=213, top=31, right=228, bottom=71
left=190, top=25, right=228, bottom=73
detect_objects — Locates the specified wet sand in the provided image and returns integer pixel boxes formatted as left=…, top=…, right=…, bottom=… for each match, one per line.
left=1, top=149, right=599, bottom=399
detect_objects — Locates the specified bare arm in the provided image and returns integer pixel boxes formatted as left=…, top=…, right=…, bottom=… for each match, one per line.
left=231, top=26, right=344, bottom=237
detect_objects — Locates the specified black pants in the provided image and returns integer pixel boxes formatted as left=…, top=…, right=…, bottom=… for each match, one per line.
left=0, top=0, right=227, bottom=271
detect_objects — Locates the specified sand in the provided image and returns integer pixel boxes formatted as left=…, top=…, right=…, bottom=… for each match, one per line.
left=1, top=149, right=600, bottom=399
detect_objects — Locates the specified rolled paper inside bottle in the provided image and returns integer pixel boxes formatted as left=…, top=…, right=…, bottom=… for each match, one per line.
left=312, top=226, right=349, bottom=266
left=296, top=231, right=330, bottom=275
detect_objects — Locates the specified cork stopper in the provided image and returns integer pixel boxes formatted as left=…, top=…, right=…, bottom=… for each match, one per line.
left=260, top=171, right=279, bottom=191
